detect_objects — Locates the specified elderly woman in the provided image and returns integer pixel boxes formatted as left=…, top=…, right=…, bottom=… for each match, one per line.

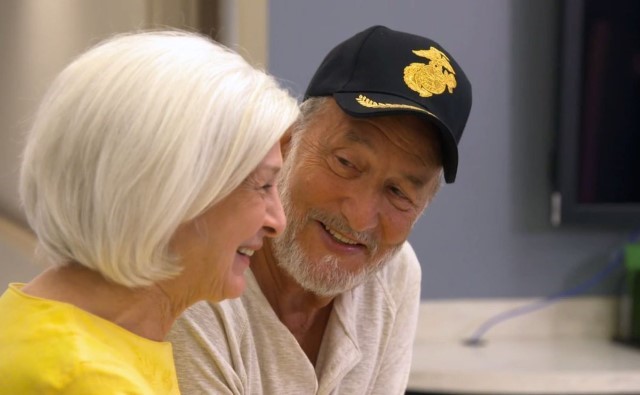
left=0, top=31, right=299, bottom=393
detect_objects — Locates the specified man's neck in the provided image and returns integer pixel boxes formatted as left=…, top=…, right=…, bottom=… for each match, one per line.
left=250, top=241, right=335, bottom=364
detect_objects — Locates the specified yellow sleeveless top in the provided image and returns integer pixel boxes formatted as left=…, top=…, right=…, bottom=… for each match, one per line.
left=0, top=283, right=180, bottom=394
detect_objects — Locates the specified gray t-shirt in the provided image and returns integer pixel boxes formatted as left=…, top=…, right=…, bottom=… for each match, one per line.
left=168, top=241, right=421, bottom=395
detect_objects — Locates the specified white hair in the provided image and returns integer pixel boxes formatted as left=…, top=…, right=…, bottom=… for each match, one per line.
left=19, top=30, right=299, bottom=287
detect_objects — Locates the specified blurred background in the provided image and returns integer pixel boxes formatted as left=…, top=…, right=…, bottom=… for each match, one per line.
left=0, top=0, right=636, bottom=301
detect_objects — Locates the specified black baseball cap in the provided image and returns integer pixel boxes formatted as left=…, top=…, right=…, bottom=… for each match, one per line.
left=304, top=25, right=472, bottom=183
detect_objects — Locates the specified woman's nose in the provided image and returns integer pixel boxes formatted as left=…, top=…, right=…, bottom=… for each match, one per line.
left=264, top=187, right=287, bottom=237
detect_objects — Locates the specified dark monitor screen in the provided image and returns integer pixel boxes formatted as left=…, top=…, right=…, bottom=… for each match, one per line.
left=555, top=0, right=640, bottom=227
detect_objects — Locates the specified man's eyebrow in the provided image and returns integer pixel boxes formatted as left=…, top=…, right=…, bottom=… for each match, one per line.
left=345, top=130, right=428, bottom=188
left=404, top=173, right=426, bottom=189
left=345, top=130, right=373, bottom=148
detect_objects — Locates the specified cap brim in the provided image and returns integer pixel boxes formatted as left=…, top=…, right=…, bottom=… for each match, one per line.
left=332, top=92, right=459, bottom=183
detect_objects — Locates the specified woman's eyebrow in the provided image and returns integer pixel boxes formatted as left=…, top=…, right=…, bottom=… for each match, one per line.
left=256, top=164, right=282, bottom=177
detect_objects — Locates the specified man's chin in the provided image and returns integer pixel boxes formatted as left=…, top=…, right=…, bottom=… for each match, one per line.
left=308, top=277, right=369, bottom=298
left=290, top=260, right=378, bottom=297
left=273, top=236, right=397, bottom=297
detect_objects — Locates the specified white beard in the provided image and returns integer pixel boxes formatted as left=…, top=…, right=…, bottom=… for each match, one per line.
left=271, top=139, right=401, bottom=297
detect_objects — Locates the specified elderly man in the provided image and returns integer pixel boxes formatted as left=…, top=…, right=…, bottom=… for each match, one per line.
left=168, top=25, right=472, bottom=394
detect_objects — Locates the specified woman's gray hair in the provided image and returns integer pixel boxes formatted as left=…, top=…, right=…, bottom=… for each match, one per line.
left=19, top=30, right=299, bottom=287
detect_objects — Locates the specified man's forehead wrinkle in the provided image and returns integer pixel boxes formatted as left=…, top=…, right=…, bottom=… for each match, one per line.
left=405, top=174, right=426, bottom=189
left=342, top=120, right=420, bottom=155
left=320, top=108, right=438, bottom=175
left=344, top=129, right=373, bottom=148
left=379, top=128, right=432, bottom=170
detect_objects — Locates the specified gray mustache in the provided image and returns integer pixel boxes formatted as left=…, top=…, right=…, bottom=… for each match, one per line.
left=308, top=208, right=378, bottom=254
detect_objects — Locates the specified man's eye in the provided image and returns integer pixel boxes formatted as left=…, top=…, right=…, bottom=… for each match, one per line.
left=337, top=156, right=355, bottom=168
left=387, top=185, right=416, bottom=212
left=389, top=186, right=407, bottom=199
left=328, top=154, right=360, bottom=179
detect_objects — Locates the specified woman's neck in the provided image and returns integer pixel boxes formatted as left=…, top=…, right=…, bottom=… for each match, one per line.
left=22, top=264, right=177, bottom=341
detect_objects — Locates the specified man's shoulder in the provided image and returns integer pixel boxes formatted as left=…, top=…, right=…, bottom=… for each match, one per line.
left=350, top=241, right=422, bottom=309
left=376, top=241, right=422, bottom=284
left=169, top=296, right=250, bottom=348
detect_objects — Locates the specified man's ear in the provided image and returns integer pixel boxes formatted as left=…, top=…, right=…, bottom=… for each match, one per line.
left=280, top=127, right=293, bottom=158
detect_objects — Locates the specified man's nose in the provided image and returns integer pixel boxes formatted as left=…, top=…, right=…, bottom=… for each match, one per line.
left=340, top=186, right=381, bottom=233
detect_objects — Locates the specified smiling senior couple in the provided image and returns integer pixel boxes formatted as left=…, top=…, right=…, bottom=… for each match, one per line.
left=0, top=25, right=471, bottom=394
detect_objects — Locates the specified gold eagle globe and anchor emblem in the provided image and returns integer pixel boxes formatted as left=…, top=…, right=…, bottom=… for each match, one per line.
left=403, top=46, right=457, bottom=97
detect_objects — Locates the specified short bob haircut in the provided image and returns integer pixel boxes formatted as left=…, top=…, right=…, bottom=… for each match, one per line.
left=19, top=31, right=299, bottom=287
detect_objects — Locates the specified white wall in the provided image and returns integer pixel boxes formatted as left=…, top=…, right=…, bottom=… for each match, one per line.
left=0, top=0, right=152, bottom=283
left=0, top=0, right=149, bottom=224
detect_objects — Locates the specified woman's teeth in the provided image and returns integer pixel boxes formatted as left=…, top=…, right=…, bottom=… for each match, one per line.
left=237, top=247, right=255, bottom=257
left=324, top=224, right=359, bottom=245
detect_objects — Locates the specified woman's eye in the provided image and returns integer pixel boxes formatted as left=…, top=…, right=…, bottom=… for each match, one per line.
left=260, top=182, right=275, bottom=192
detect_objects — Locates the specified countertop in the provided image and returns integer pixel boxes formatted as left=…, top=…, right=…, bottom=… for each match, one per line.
left=408, top=298, right=640, bottom=394
left=408, top=337, right=640, bottom=394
